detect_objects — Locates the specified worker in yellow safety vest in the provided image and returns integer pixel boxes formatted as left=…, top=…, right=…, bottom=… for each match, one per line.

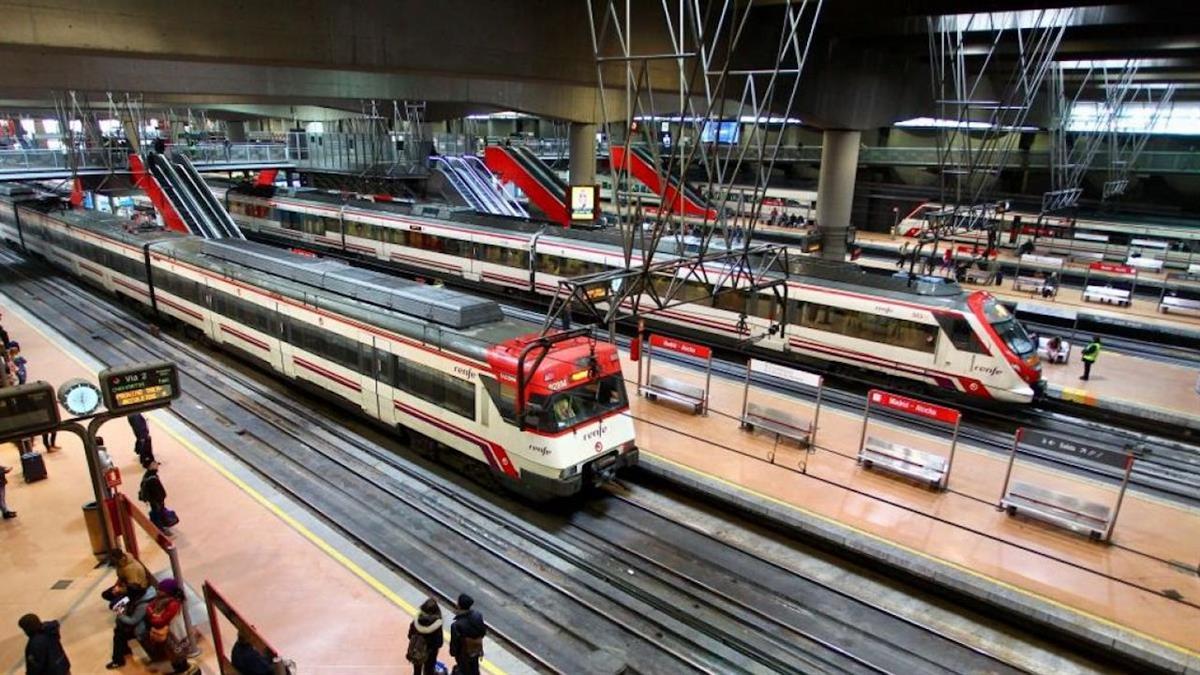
left=1080, top=336, right=1101, bottom=381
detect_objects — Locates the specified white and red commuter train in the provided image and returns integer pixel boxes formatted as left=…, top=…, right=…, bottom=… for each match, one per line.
left=0, top=199, right=637, bottom=498
left=214, top=188, right=1043, bottom=403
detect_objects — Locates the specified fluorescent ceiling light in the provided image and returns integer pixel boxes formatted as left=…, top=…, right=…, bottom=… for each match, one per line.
left=465, top=111, right=535, bottom=120
left=1068, top=100, right=1200, bottom=135
left=894, top=117, right=1039, bottom=132
left=1056, top=58, right=1178, bottom=70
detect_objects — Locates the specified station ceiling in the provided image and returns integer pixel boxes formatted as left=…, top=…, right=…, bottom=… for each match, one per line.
left=0, top=0, right=1195, bottom=127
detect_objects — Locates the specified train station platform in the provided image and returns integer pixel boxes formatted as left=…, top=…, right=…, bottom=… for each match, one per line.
left=1040, top=349, right=1200, bottom=431
left=851, top=231, right=1200, bottom=335
left=619, top=346, right=1200, bottom=672
left=0, top=302, right=533, bottom=675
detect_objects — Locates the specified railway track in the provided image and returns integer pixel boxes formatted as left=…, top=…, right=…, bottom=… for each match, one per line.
left=0, top=251, right=1085, bottom=673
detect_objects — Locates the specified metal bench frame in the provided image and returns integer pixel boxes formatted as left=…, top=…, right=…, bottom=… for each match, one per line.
left=1082, top=285, right=1132, bottom=306
left=638, top=333, right=713, bottom=416
left=860, top=436, right=948, bottom=488
left=1013, top=254, right=1062, bottom=298
left=643, top=373, right=706, bottom=414
left=1159, top=295, right=1200, bottom=315
left=856, top=389, right=961, bottom=491
left=738, top=360, right=824, bottom=470
left=997, top=428, right=1135, bottom=543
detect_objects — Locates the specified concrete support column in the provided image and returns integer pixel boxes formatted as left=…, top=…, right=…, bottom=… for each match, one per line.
left=568, top=122, right=597, bottom=187
left=226, top=120, right=247, bottom=142
left=816, top=129, right=861, bottom=261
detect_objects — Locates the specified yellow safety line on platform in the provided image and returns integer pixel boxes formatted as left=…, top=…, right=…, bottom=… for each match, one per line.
left=646, top=451, right=1200, bottom=661
left=12, top=308, right=508, bottom=675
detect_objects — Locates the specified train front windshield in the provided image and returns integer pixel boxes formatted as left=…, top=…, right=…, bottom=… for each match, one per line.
left=532, top=374, right=628, bottom=432
left=983, top=298, right=1036, bottom=356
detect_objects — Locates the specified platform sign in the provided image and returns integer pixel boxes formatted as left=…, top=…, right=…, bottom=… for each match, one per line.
left=1018, top=428, right=1129, bottom=470
left=1089, top=261, right=1136, bottom=275
left=99, top=361, right=180, bottom=413
left=0, top=382, right=61, bottom=441
left=649, top=334, right=712, bottom=359
left=748, top=359, right=822, bottom=388
left=868, top=389, right=960, bottom=425
left=570, top=185, right=598, bottom=221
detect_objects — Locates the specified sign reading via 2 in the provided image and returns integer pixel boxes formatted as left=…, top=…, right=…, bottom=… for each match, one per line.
left=98, top=361, right=180, bottom=413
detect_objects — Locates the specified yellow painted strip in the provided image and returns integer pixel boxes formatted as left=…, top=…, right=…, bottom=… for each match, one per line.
left=9, top=305, right=508, bottom=675
left=646, top=450, right=1200, bottom=661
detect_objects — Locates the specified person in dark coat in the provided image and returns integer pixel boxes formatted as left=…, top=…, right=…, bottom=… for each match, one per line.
left=127, top=413, right=155, bottom=467
left=230, top=633, right=274, bottom=675
left=1, top=465, right=15, bottom=519
left=19, top=613, right=71, bottom=675
left=407, top=598, right=444, bottom=675
left=449, top=594, right=486, bottom=675
left=138, top=461, right=171, bottom=531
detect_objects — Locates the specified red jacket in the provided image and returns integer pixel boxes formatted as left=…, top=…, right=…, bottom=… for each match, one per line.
left=146, top=596, right=181, bottom=628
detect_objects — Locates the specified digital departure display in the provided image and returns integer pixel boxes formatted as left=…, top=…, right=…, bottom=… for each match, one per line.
left=99, top=362, right=180, bottom=413
left=0, top=382, right=61, bottom=442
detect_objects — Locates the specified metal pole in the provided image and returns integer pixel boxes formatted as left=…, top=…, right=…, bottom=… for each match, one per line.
left=942, top=416, right=961, bottom=490
left=999, top=428, right=1022, bottom=507
left=703, top=355, right=713, bottom=416
left=166, top=545, right=200, bottom=656
left=857, top=395, right=872, bottom=459
left=810, top=378, right=824, bottom=451
left=1106, top=452, right=1135, bottom=542
left=641, top=341, right=653, bottom=397
left=64, top=421, right=116, bottom=554
left=739, top=359, right=753, bottom=426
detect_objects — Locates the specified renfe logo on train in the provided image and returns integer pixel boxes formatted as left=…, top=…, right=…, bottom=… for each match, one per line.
left=869, top=390, right=960, bottom=425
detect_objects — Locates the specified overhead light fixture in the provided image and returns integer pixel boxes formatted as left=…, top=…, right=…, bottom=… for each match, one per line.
left=894, top=117, right=1040, bottom=132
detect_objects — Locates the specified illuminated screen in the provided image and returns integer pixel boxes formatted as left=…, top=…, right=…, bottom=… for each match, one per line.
left=701, top=121, right=740, bottom=144
left=570, top=185, right=597, bottom=221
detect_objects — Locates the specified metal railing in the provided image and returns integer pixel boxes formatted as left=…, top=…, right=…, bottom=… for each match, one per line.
left=0, top=143, right=293, bottom=176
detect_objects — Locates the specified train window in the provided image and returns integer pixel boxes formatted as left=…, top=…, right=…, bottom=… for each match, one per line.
left=714, top=289, right=747, bottom=313
left=937, top=315, right=988, bottom=355
left=442, top=237, right=466, bottom=257
left=443, top=375, right=476, bottom=420
left=392, top=354, right=476, bottom=420
left=388, top=228, right=409, bottom=247
left=797, top=302, right=937, bottom=354
left=480, top=376, right=517, bottom=422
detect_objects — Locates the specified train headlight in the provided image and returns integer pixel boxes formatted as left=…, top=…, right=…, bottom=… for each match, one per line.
left=1024, top=354, right=1041, bottom=369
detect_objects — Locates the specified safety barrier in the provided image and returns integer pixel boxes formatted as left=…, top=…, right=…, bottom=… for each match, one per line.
left=857, top=389, right=961, bottom=490
left=998, top=428, right=1136, bottom=542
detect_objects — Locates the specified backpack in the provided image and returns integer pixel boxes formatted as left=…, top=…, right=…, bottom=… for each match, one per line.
left=406, top=630, right=428, bottom=663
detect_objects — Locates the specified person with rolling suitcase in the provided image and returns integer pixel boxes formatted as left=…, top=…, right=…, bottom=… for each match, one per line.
left=139, top=461, right=178, bottom=534
left=1, top=465, right=16, bottom=519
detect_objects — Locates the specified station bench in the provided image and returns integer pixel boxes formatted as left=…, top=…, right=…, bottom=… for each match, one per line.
left=1013, top=275, right=1047, bottom=294
left=1001, top=481, right=1111, bottom=539
left=858, top=436, right=947, bottom=489
left=1186, top=263, right=1200, bottom=279
left=643, top=374, right=706, bottom=414
left=1083, top=285, right=1131, bottom=306
left=741, top=401, right=811, bottom=447
left=963, top=268, right=993, bottom=285
left=1126, top=257, right=1164, bottom=273
left=1160, top=295, right=1200, bottom=315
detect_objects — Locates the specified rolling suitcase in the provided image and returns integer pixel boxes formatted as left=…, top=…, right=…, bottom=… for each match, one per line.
left=21, top=451, right=47, bottom=483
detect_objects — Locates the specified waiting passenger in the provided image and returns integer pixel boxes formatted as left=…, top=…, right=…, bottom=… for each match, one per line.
left=230, top=633, right=274, bottom=675
left=19, top=613, right=71, bottom=675
left=7, top=341, right=27, bottom=384
left=449, top=594, right=487, bottom=675
left=107, top=584, right=157, bottom=669
left=138, top=461, right=177, bottom=533
left=406, top=598, right=444, bottom=675
left=146, top=578, right=191, bottom=673
left=128, top=413, right=156, bottom=468
left=0, top=465, right=15, bottom=519
left=101, top=549, right=149, bottom=608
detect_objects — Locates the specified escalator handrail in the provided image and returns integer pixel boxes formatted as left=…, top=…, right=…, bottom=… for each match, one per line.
left=148, top=153, right=214, bottom=238
left=174, top=154, right=245, bottom=239
left=431, top=156, right=487, bottom=212
left=508, top=146, right=567, bottom=201
left=463, top=156, right=527, bottom=218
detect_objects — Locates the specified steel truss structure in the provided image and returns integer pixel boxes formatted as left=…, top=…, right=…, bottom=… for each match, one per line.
left=548, top=0, right=823, bottom=339
left=1103, top=84, right=1176, bottom=200
left=924, top=9, right=1072, bottom=258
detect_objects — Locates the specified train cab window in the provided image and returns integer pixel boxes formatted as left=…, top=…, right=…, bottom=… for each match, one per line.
left=481, top=376, right=517, bottom=423
left=937, top=315, right=989, bottom=355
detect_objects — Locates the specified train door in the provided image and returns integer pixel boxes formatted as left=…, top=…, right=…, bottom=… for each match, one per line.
left=270, top=303, right=287, bottom=374
left=277, top=310, right=297, bottom=379
left=529, top=229, right=543, bottom=291
left=361, top=335, right=383, bottom=421
left=935, top=314, right=981, bottom=373
left=202, top=281, right=220, bottom=342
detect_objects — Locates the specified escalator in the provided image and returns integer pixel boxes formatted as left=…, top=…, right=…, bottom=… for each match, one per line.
left=483, top=145, right=569, bottom=224
left=432, top=155, right=526, bottom=218
left=609, top=145, right=717, bottom=219
left=173, top=153, right=245, bottom=239
left=129, top=152, right=244, bottom=239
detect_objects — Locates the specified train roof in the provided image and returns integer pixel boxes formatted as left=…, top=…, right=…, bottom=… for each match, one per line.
left=229, top=187, right=971, bottom=311
left=150, top=237, right=538, bottom=361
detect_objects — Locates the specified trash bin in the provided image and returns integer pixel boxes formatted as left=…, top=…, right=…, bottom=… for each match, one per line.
left=82, top=502, right=106, bottom=560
